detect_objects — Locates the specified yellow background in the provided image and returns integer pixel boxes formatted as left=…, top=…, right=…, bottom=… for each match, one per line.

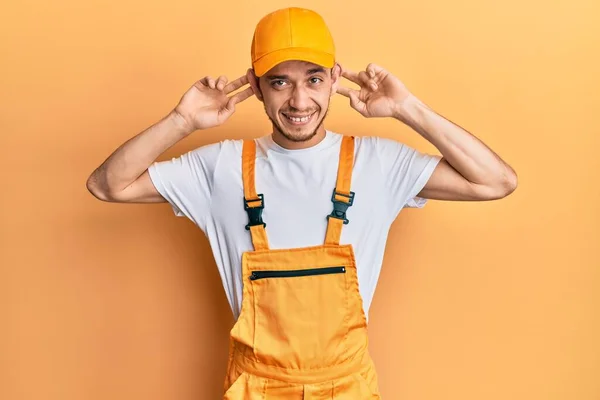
left=1, top=0, right=598, bottom=399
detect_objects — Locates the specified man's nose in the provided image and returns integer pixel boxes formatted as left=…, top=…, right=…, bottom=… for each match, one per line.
left=289, top=85, right=311, bottom=111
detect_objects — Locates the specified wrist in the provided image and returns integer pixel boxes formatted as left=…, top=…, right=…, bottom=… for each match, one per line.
left=168, top=109, right=195, bottom=137
left=393, top=95, right=426, bottom=126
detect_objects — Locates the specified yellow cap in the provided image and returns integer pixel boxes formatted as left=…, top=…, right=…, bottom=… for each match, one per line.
left=251, top=7, right=335, bottom=77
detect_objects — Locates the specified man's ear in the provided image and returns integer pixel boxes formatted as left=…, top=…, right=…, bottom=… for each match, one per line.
left=330, top=62, right=342, bottom=98
left=246, top=68, right=263, bottom=102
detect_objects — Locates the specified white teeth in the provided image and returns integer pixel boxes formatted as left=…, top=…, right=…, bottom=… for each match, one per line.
left=284, top=113, right=312, bottom=123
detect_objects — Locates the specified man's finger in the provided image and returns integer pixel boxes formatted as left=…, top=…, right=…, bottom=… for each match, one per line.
left=205, top=76, right=216, bottom=89
left=337, top=86, right=366, bottom=113
left=341, top=69, right=362, bottom=86
left=357, top=71, right=375, bottom=89
left=228, top=86, right=254, bottom=106
left=224, top=75, right=249, bottom=94
left=216, top=75, right=228, bottom=91
left=197, top=76, right=210, bottom=88
left=336, top=86, right=358, bottom=98
left=348, top=91, right=367, bottom=115
left=366, top=63, right=386, bottom=78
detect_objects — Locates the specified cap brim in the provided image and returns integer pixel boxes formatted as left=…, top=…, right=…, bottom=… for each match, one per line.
left=253, top=48, right=335, bottom=77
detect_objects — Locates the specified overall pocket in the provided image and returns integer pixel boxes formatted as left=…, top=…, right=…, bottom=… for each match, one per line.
left=250, top=266, right=346, bottom=280
left=250, top=265, right=350, bottom=369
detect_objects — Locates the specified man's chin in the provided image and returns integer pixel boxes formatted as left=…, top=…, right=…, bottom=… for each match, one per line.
left=270, top=117, right=320, bottom=143
left=279, top=126, right=320, bottom=143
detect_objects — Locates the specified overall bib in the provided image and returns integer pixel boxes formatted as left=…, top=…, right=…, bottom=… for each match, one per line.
left=222, top=135, right=382, bottom=399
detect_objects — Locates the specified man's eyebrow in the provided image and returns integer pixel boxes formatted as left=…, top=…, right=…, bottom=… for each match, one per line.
left=265, top=74, right=288, bottom=80
left=265, top=68, right=327, bottom=80
left=306, top=67, right=326, bottom=75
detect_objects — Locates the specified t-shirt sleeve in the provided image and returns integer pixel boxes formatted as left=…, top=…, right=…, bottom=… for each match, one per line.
left=147, top=141, right=223, bottom=228
left=374, top=136, right=442, bottom=218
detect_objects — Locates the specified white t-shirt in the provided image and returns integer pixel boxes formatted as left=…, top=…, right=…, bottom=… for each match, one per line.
left=148, top=130, right=442, bottom=322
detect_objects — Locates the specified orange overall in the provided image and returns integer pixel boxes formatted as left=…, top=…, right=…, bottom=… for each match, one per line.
left=222, top=135, right=381, bottom=399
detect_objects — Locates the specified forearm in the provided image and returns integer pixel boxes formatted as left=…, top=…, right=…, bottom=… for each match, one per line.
left=395, top=95, right=517, bottom=188
left=87, top=110, right=191, bottom=195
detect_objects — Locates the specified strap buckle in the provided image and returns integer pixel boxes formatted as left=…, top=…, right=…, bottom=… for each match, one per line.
left=244, top=194, right=266, bottom=230
left=327, top=189, right=355, bottom=225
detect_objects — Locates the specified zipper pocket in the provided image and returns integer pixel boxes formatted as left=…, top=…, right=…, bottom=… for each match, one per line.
left=249, top=266, right=346, bottom=281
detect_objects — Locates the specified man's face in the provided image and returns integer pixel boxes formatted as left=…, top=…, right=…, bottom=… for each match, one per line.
left=249, top=60, right=341, bottom=143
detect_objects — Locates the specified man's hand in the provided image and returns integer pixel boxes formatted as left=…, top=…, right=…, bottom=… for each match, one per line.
left=336, top=63, right=412, bottom=118
left=174, top=73, right=255, bottom=133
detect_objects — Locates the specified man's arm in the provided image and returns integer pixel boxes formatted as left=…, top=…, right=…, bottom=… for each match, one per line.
left=336, top=62, right=517, bottom=201
left=394, top=96, right=518, bottom=201
left=86, top=110, right=189, bottom=202
left=86, top=74, right=254, bottom=203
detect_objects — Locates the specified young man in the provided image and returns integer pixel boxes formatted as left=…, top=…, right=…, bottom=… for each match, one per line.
left=87, top=7, right=517, bottom=399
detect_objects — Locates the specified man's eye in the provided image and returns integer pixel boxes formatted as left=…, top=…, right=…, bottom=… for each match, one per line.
left=272, top=80, right=286, bottom=87
left=310, top=77, right=323, bottom=84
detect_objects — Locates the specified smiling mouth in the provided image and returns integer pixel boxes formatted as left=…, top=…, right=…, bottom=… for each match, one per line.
left=281, top=111, right=316, bottom=125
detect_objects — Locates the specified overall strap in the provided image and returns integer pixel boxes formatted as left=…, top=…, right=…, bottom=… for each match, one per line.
left=242, top=139, right=270, bottom=251
left=325, top=135, right=356, bottom=245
